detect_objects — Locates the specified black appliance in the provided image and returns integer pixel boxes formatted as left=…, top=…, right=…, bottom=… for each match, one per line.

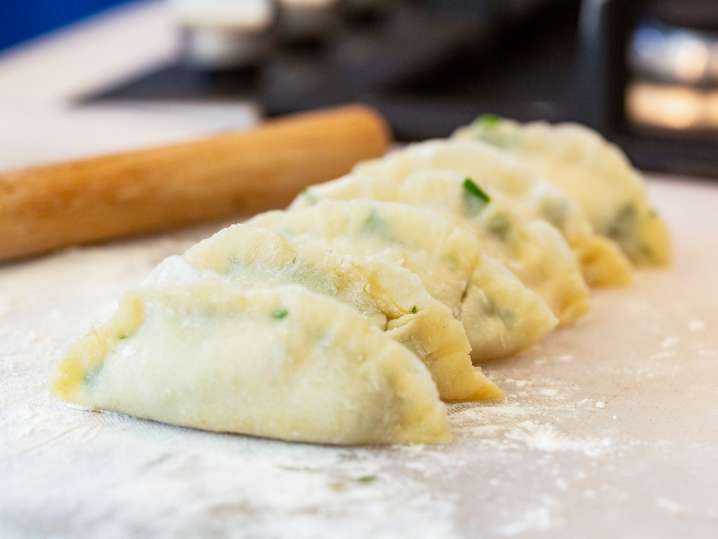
left=81, top=0, right=718, bottom=177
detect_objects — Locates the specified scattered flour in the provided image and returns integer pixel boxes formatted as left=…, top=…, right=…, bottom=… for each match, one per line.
left=495, top=498, right=559, bottom=537
left=504, top=378, right=529, bottom=388
left=651, top=349, right=678, bottom=360
left=504, top=421, right=613, bottom=457
left=688, top=319, right=705, bottom=332
left=0, top=298, right=14, bottom=317
left=2, top=197, right=718, bottom=538
left=655, top=498, right=686, bottom=516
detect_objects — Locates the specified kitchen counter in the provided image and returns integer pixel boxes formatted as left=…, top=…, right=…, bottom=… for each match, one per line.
left=0, top=0, right=257, bottom=170
left=2, top=177, right=717, bottom=539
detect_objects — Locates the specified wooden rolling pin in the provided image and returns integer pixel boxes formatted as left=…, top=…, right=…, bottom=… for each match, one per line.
left=0, top=105, right=391, bottom=262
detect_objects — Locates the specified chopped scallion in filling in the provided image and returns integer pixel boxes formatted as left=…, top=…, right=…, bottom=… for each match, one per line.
left=356, top=475, right=377, bottom=484
left=463, top=178, right=491, bottom=215
left=477, top=114, right=501, bottom=128
left=486, top=213, right=512, bottom=241
left=272, top=308, right=289, bottom=320
left=300, top=188, right=318, bottom=204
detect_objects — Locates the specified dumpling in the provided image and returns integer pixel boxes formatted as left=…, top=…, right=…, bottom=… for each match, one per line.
left=146, top=224, right=503, bottom=402
left=250, top=200, right=557, bottom=361
left=52, top=283, right=450, bottom=445
left=292, top=169, right=590, bottom=326
left=454, top=116, right=670, bottom=266
left=351, top=139, right=633, bottom=287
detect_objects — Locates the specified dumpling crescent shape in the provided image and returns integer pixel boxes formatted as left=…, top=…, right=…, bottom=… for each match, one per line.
left=455, top=118, right=670, bottom=266
left=292, top=168, right=590, bottom=326
left=352, top=139, right=633, bottom=287
left=146, top=224, right=503, bottom=402
left=250, top=200, right=557, bottom=362
left=52, top=284, right=450, bottom=445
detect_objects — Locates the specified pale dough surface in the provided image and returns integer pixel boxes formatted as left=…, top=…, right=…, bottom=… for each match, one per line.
left=293, top=168, right=590, bottom=325
left=455, top=119, right=671, bottom=266
left=251, top=200, right=557, bottom=361
left=354, top=140, right=634, bottom=287
left=148, top=224, right=501, bottom=402
left=52, top=283, right=449, bottom=445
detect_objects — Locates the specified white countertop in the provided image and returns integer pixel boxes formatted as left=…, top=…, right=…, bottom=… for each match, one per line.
left=1, top=3, right=717, bottom=538
left=0, top=0, right=257, bottom=170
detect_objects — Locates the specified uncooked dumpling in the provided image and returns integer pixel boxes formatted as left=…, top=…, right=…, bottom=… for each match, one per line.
left=352, top=139, right=633, bottom=287
left=146, top=224, right=503, bottom=402
left=292, top=169, right=590, bottom=326
left=52, top=283, right=450, bottom=445
left=250, top=200, right=557, bottom=361
left=454, top=116, right=670, bottom=266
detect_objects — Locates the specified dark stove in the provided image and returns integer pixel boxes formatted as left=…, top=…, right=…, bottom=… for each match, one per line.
left=80, top=0, right=718, bottom=177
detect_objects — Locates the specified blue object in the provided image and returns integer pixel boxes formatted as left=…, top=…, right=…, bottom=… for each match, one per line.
left=0, top=0, right=134, bottom=51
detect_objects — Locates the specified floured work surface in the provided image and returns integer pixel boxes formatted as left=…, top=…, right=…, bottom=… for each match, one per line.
left=1, top=179, right=717, bottom=539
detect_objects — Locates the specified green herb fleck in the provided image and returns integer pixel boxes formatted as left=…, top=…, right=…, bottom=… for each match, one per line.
left=272, top=308, right=289, bottom=320
left=477, top=114, right=501, bottom=128
left=607, top=203, right=636, bottom=241
left=486, top=213, right=512, bottom=241
left=463, top=178, right=490, bottom=204
left=498, top=308, right=516, bottom=328
left=361, top=209, right=386, bottom=235
left=639, top=243, right=657, bottom=262
left=118, top=334, right=129, bottom=340
left=442, top=252, right=460, bottom=271
left=470, top=114, right=511, bottom=146
left=606, top=203, right=662, bottom=264
left=541, top=199, right=568, bottom=229
left=83, top=365, right=103, bottom=386
left=463, top=178, right=491, bottom=215
left=300, top=188, right=318, bottom=204
left=356, top=475, right=377, bottom=484
left=410, top=306, right=418, bottom=314
left=482, top=297, right=515, bottom=328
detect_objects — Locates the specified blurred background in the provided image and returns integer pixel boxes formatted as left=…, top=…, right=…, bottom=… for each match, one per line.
left=1, top=0, right=717, bottom=176
left=0, top=0, right=131, bottom=50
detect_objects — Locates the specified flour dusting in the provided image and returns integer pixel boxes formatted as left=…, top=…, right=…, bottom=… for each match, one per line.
left=688, top=319, right=705, bottom=332
left=495, top=498, right=559, bottom=537
left=655, top=498, right=686, bottom=516
left=504, top=421, right=612, bottom=457
left=3, top=187, right=718, bottom=538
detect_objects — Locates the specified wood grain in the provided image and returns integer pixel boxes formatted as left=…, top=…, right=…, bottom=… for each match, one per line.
left=0, top=105, right=391, bottom=261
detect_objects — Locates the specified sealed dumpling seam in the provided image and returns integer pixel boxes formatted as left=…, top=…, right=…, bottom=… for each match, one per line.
left=176, top=223, right=503, bottom=402
left=52, top=284, right=451, bottom=445
left=250, top=201, right=558, bottom=363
